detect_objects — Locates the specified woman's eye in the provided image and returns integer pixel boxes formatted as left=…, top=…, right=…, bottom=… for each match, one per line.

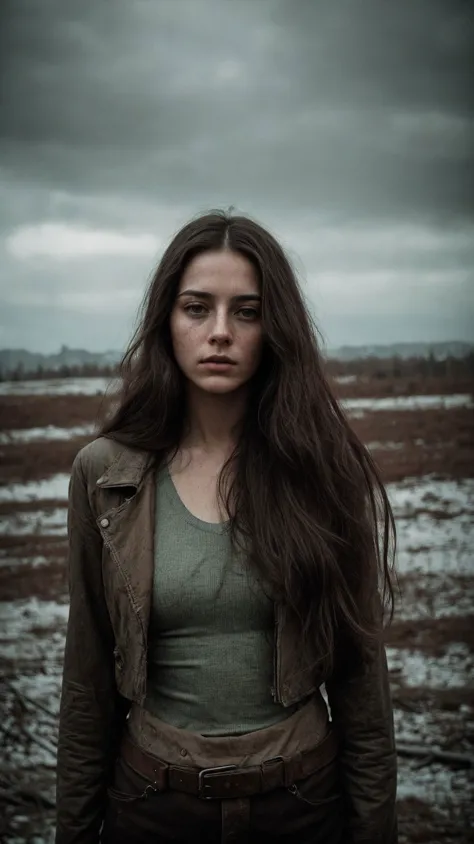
left=238, top=307, right=259, bottom=320
left=183, top=303, right=259, bottom=320
left=185, top=303, right=207, bottom=316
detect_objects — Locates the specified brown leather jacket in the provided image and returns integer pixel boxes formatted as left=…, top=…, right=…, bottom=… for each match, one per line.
left=55, top=436, right=397, bottom=843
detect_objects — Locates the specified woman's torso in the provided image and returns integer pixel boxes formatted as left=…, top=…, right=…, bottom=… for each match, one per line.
left=143, top=461, right=303, bottom=735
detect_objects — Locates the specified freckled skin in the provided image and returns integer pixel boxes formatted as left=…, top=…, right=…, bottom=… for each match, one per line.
left=170, top=250, right=263, bottom=395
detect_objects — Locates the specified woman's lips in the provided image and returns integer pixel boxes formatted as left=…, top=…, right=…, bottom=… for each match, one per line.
left=199, top=360, right=235, bottom=371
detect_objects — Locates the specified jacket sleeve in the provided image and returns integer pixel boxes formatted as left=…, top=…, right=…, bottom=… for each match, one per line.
left=326, top=627, right=398, bottom=843
left=55, top=451, right=128, bottom=843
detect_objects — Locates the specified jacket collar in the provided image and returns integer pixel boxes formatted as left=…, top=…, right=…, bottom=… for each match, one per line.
left=96, top=442, right=154, bottom=489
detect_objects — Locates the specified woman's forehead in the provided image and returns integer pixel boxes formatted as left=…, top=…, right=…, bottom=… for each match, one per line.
left=179, top=249, right=259, bottom=294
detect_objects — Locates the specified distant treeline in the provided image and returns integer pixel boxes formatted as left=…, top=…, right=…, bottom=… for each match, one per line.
left=1, top=353, right=474, bottom=383
left=0, top=362, right=119, bottom=382
left=325, top=352, right=474, bottom=381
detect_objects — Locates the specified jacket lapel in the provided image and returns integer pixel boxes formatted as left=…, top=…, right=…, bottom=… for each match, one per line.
left=96, top=445, right=156, bottom=671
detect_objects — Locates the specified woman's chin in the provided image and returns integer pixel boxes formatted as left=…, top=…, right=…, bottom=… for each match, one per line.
left=191, top=376, right=245, bottom=396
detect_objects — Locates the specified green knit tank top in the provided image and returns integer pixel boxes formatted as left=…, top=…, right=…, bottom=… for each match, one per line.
left=144, top=464, right=298, bottom=736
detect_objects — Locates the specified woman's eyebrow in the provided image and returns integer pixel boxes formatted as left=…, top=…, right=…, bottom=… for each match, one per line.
left=177, top=289, right=261, bottom=303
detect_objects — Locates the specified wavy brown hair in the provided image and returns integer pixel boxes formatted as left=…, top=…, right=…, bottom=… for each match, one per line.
left=99, top=209, right=396, bottom=678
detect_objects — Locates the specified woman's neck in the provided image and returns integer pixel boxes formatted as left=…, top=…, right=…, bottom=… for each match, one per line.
left=180, top=383, right=247, bottom=455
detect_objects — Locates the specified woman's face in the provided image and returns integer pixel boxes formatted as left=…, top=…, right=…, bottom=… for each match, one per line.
left=170, top=249, right=263, bottom=395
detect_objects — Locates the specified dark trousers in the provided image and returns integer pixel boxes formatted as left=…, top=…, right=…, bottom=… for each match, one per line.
left=101, top=752, right=345, bottom=844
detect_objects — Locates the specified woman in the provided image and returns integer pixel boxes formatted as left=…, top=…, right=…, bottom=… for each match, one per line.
left=55, top=210, right=398, bottom=844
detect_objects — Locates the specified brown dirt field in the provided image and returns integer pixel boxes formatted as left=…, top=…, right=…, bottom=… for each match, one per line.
left=372, top=444, right=474, bottom=482
left=385, top=616, right=474, bottom=653
left=0, top=371, right=472, bottom=429
left=0, top=559, right=67, bottom=602
left=397, top=798, right=472, bottom=843
left=350, top=406, right=473, bottom=445
left=0, top=535, right=67, bottom=557
left=0, top=437, right=91, bottom=483
left=330, top=373, right=473, bottom=400
left=0, top=377, right=473, bottom=843
left=0, top=393, right=108, bottom=430
left=0, top=406, right=473, bottom=485
left=0, top=499, right=68, bottom=516
left=391, top=686, right=474, bottom=712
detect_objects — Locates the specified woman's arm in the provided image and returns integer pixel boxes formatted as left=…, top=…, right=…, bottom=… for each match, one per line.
left=55, top=450, right=128, bottom=844
left=326, top=634, right=398, bottom=844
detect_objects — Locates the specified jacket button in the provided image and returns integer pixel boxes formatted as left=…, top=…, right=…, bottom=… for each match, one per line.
left=100, top=517, right=109, bottom=528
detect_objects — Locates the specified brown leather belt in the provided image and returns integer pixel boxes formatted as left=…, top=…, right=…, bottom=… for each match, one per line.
left=119, top=728, right=338, bottom=801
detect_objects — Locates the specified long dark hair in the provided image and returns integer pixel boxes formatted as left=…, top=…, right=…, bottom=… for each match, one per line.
left=100, top=209, right=396, bottom=678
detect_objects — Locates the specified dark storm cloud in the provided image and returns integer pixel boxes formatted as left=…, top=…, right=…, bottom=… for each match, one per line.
left=1, top=0, right=473, bottom=221
left=0, top=0, right=473, bottom=351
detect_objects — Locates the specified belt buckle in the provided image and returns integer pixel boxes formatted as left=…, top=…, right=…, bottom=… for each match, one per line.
left=198, top=764, right=238, bottom=799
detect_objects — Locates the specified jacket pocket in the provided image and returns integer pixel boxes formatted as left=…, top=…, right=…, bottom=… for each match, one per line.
left=287, top=780, right=341, bottom=808
left=287, top=757, right=342, bottom=809
left=107, top=782, right=158, bottom=803
left=107, top=755, right=158, bottom=803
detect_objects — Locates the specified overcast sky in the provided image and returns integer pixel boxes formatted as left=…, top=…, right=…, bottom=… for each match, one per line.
left=1, top=0, right=473, bottom=353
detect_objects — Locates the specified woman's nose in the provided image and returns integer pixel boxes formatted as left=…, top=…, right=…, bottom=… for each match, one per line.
left=209, top=311, right=232, bottom=344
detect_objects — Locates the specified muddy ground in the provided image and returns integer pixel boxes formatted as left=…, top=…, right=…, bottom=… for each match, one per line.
left=0, top=374, right=473, bottom=842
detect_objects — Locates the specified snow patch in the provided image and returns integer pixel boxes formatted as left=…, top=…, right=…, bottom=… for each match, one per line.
left=397, top=757, right=472, bottom=809
left=387, top=643, right=473, bottom=689
left=343, top=393, right=473, bottom=413
left=0, top=597, right=69, bottom=639
left=0, top=424, right=95, bottom=444
left=0, top=377, right=118, bottom=396
left=0, top=475, right=70, bottom=502
left=367, top=441, right=405, bottom=451
left=0, top=554, right=53, bottom=569
left=395, top=574, right=473, bottom=620
left=0, top=508, right=67, bottom=536
left=334, top=374, right=358, bottom=384
left=388, top=476, right=474, bottom=516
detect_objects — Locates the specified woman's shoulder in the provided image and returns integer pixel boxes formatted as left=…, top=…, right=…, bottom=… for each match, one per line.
left=71, top=436, right=149, bottom=485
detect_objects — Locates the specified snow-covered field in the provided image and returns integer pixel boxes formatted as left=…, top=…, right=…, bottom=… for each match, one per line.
left=0, top=424, right=96, bottom=444
left=0, top=377, right=117, bottom=397
left=0, top=375, right=471, bottom=414
left=0, top=376, right=473, bottom=842
left=343, top=393, right=473, bottom=413
left=0, top=475, right=71, bottom=503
